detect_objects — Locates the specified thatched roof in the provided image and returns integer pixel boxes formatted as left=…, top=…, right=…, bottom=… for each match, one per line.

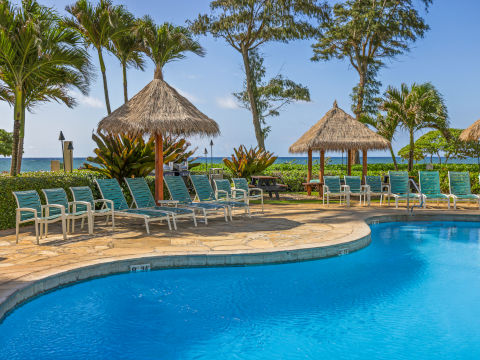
left=460, top=119, right=480, bottom=141
left=289, top=101, right=390, bottom=153
left=97, top=79, right=220, bottom=137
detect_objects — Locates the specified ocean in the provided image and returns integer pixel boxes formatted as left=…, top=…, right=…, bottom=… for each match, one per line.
left=0, top=156, right=478, bottom=173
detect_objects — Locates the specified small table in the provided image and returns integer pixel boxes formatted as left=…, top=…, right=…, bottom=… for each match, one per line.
left=251, top=175, right=287, bottom=199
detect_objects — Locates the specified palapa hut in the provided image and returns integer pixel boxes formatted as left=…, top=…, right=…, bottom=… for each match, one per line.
left=98, top=78, right=219, bottom=201
left=460, top=119, right=480, bottom=141
left=289, top=101, right=390, bottom=194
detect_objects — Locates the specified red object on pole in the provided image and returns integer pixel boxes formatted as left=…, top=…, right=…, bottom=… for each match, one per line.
left=155, top=133, right=164, bottom=202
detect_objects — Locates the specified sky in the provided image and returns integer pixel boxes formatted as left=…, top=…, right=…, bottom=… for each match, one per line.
left=1, top=0, right=479, bottom=158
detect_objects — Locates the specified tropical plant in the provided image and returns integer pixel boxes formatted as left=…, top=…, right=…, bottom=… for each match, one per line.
left=108, top=7, right=144, bottom=103
left=85, top=132, right=199, bottom=182
left=399, top=129, right=466, bottom=165
left=233, top=49, right=310, bottom=139
left=0, top=129, right=13, bottom=157
left=65, top=0, right=126, bottom=114
left=398, top=144, right=425, bottom=163
left=191, top=0, right=324, bottom=150
left=223, top=145, right=277, bottom=179
left=0, top=0, right=91, bottom=175
left=137, top=17, right=205, bottom=80
left=85, top=132, right=155, bottom=182
left=312, top=0, right=431, bottom=119
left=381, top=82, right=449, bottom=171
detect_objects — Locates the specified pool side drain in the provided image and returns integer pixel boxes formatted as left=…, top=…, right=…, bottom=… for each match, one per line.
left=130, top=264, right=151, bottom=272
left=338, top=248, right=349, bottom=256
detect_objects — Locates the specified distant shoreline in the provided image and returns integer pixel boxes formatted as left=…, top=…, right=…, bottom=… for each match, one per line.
left=1, top=156, right=479, bottom=172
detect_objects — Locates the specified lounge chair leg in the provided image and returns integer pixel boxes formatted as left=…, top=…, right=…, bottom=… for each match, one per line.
left=229, top=207, right=233, bottom=221
left=144, top=218, right=150, bottom=234
left=395, top=199, right=398, bottom=209
left=223, top=208, right=228, bottom=222
left=261, top=197, right=264, bottom=213
left=62, top=218, right=67, bottom=240
left=34, top=220, right=39, bottom=244
left=171, top=215, right=177, bottom=231
left=111, top=211, right=115, bottom=230
left=15, top=216, right=20, bottom=244
left=45, top=223, right=48, bottom=238
left=192, top=212, right=197, bottom=227
left=88, top=215, right=93, bottom=235
left=203, top=209, right=208, bottom=225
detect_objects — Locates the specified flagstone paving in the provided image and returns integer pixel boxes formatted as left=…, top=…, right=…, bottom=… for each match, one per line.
left=0, top=201, right=479, bottom=320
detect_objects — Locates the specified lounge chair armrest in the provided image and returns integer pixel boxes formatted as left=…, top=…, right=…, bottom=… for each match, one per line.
left=69, top=201, right=91, bottom=212
left=233, top=188, right=247, bottom=195
left=156, top=200, right=179, bottom=205
left=382, top=184, right=390, bottom=193
left=215, top=189, right=229, bottom=200
left=361, top=185, right=370, bottom=192
left=42, top=204, right=65, bottom=217
left=249, top=187, right=263, bottom=195
left=17, top=207, right=38, bottom=218
left=232, top=189, right=247, bottom=198
left=341, top=185, right=350, bottom=192
left=323, top=185, right=329, bottom=193
left=94, top=199, right=114, bottom=210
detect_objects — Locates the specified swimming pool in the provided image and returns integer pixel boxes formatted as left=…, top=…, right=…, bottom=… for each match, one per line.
left=1, top=221, right=480, bottom=359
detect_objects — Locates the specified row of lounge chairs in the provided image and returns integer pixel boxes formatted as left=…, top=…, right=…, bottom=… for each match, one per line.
left=13, top=175, right=262, bottom=244
left=323, top=171, right=479, bottom=209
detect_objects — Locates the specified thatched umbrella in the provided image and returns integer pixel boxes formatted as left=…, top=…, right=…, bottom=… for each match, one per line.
left=289, top=101, right=390, bottom=194
left=98, top=78, right=220, bottom=201
left=460, top=119, right=480, bottom=141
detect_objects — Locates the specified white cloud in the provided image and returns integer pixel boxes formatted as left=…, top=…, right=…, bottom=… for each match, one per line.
left=216, top=95, right=239, bottom=109
left=71, top=91, right=104, bottom=109
left=177, top=89, right=202, bottom=103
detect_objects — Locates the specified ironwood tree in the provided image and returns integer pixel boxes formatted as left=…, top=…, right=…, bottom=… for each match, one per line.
left=311, top=0, right=432, bottom=120
left=233, top=49, right=310, bottom=140
left=191, top=0, right=326, bottom=150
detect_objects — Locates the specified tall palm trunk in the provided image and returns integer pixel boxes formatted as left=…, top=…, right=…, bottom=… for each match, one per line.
left=241, top=47, right=265, bottom=150
left=408, top=129, right=415, bottom=171
left=10, top=86, right=23, bottom=176
left=97, top=48, right=111, bottom=114
left=122, top=61, right=128, bottom=104
left=16, top=104, right=26, bottom=173
left=388, top=143, right=398, bottom=170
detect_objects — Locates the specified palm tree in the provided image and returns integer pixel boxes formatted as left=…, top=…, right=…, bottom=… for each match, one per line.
left=108, top=8, right=144, bottom=103
left=137, top=16, right=205, bottom=80
left=65, top=0, right=124, bottom=114
left=381, top=83, right=449, bottom=171
left=0, top=0, right=91, bottom=175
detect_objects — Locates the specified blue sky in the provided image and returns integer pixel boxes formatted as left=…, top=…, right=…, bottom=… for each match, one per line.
left=1, top=0, right=479, bottom=158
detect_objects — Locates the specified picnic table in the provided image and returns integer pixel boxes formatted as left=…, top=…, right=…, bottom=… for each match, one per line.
left=251, top=175, right=287, bottom=199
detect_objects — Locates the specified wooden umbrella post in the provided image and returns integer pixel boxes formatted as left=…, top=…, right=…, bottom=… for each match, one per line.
left=347, top=149, right=352, bottom=176
left=319, top=150, right=325, bottom=198
left=307, top=149, right=312, bottom=195
left=155, top=133, right=164, bottom=202
left=362, top=149, right=368, bottom=183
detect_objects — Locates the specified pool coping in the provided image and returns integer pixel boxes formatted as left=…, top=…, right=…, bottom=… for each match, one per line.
left=1, top=212, right=479, bottom=323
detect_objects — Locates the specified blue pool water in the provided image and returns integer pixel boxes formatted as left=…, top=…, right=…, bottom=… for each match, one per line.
left=1, top=221, right=480, bottom=359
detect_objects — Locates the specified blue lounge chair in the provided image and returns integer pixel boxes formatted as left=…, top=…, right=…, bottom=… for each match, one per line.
left=70, top=186, right=115, bottom=231
left=364, top=175, right=390, bottom=206
left=42, top=188, right=93, bottom=235
left=95, top=178, right=173, bottom=233
left=164, top=175, right=228, bottom=224
left=190, top=175, right=250, bottom=219
left=418, top=171, right=450, bottom=209
left=214, top=179, right=251, bottom=216
left=232, top=178, right=264, bottom=212
left=448, top=171, right=480, bottom=209
left=344, top=176, right=367, bottom=205
left=13, top=190, right=67, bottom=244
left=323, top=176, right=350, bottom=206
left=388, top=171, right=421, bottom=208
left=125, top=177, right=197, bottom=227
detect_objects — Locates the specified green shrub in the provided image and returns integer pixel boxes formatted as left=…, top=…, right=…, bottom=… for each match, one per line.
left=0, top=170, right=103, bottom=230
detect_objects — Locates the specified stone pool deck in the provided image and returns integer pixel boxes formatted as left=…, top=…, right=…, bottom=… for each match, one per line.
left=1, top=202, right=479, bottom=320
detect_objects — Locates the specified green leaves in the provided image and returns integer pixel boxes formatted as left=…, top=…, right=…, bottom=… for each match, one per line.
left=223, top=145, right=277, bottom=178
left=234, top=49, right=310, bottom=138
left=84, top=132, right=199, bottom=183
left=138, top=17, right=205, bottom=80
left=0, top=129, right=12, bottom=157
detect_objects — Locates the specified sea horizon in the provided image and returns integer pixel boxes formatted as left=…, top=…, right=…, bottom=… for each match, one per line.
left=1, top=156, right=478, bottom=173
